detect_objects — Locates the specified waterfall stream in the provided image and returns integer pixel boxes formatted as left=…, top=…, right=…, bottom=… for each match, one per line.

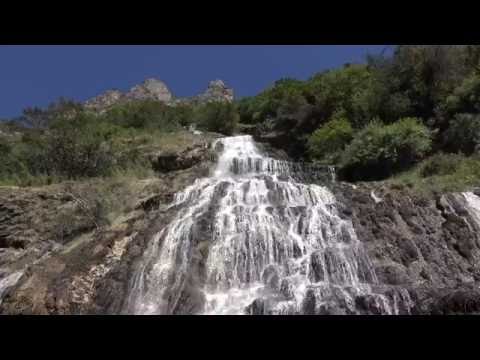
left=125, top=135, right=413, bottom=315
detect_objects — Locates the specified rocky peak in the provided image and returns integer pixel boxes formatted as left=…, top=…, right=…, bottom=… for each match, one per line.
left=125, top=78, right=173, bottom=102
left=197, top=79, right=234, bottom=103
left=84, top=89, right=123, bottom=111
left=84, top=78, right=233, bottom=112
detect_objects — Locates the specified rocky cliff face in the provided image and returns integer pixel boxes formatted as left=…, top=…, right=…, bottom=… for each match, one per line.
left=2, top=135, right=480, bottom=315
left=331, top=183, right=480, bottom=314
left=84, top=78, right=234, bottom=112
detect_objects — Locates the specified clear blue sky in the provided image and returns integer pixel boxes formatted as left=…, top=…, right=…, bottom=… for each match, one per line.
left=0, top=45, right=389, bottom=118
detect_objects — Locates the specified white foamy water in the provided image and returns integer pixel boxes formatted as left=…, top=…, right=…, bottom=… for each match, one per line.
left=0, top=271, right=23, bottom=306
left=463, top=192, right=480, bottom=227
left=125, top=135, right=412, bottom=315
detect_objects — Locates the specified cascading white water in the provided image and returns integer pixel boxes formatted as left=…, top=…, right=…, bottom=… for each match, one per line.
left=0, top=271, right=23, bottom=306
left=462, top=192, right=480, bottom=227
left=126, top=135, right=411, bottom=315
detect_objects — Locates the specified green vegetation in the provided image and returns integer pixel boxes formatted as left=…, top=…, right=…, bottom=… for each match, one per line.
left=238, top=45, right=480, bottom=188
left=307, top=110, right=353, bottom=163
left=340, top=118, right=432, bottom=181
left=391, top=154, right=480, bottom=196
left=442, top=113, right=480, bottom=155
left=196, top=102, right=239, bottom=135
left=3, top=45, right=480, bottom=194
left=104, top=100, right=186, bottom=130
left=419, top=153, right=463, bottom=178
left=0, top=97, right=237, bottom=187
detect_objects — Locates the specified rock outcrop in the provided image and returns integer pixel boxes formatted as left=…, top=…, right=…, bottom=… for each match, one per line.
left=191, top=79, right=234, bottom=104
left=84, top=90, right=123, bottom=112
left=331, top=183, right=480, bottom=314
left=148, top=142, right=214, bottom=173
left=84, top=78, right=233, bottom=112
left=126, top=78, right=173, bottom=103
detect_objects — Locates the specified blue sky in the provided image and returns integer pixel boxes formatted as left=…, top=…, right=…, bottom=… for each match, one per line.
left=0, top=45, right=389, bottom=118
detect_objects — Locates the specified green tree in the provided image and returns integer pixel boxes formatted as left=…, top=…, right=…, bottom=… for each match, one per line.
left=340, top=117, right=432, bottom=181
left=445, top=74, right=480, bottom=115
left=105, top=100, right=182, bottom=131
left=197, top=102, right=239, bottom=135
left=38, top=112, right=119, bottom=179
left=443, top=113, right=480, bottom=155
left=307, top=111, right=353, bottom=163
left=20, top=97, right=83, bottom=129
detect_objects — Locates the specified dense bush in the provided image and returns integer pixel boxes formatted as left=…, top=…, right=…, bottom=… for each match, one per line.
left=392, top=154, right=480, bottom=195
left=443, top=113, right=480, bottom=155
left=20, top=98, right=84, bottom=129
left=340, top=118, right=432, bottom=181
left=0, top=139, right=25, bottom=183
left=104, top=100, right=184, bottom=131
left=307, top=111, right=353, bottom=163
left=419, top=153, right=463, bottom=178
left=445, top=75, right=480, bottom=115
left=306, top=64, right=373, bottom=128
left=0, top=134, right=44, bottom=186
left=36, top=112, right=120, bottom=179
left=197, top=102, right=239, bottom=135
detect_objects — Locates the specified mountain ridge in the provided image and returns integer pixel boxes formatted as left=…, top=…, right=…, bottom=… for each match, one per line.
left=84, top=78, right=234, bottom=112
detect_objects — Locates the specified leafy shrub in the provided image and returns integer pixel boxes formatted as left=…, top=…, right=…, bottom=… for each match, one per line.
left=340, top=117, right=432, bottom=181
left=35, top=112, right=119, bottom=179
left=391, top=154, right=480, bottom=195
left=306, top=65, right=375, bottom=128
left=307, top=111, right=353, bottom=163
left=0, top=137, right=35, bottom=185
left=443, top=113, right=480, bottom=155
left=419, top=153, right=463, bottom=178
left=197, top=102, right=239, bottom=135
left=237, top=78, right=307, bottom=124
left=19, top=97, right=83, bottom=129
left=445, top=75, right=480, bottom=114
left=104, top=100, right=183, bottom=131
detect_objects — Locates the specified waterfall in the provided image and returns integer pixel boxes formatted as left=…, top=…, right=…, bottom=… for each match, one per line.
left=125, top=135, right=412, bottom=315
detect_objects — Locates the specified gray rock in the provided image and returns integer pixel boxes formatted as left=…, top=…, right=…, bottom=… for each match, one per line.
left=261, top=264, right=281, bottom=290
left=126, top=78, right=173, bottom=103
left=84, top=78, right=233, bottom=113
left=84, top=89, right=123, bottom=111
left=196, top=80, right=234, bottom=103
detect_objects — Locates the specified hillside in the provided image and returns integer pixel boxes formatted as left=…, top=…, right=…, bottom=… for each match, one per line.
left=2, top=46, right=480, bottom=314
